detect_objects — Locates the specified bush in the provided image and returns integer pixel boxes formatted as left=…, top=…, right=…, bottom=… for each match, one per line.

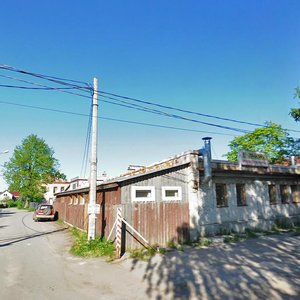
left=16, top=199, right=24, bottom=209
left=6, top=200, right=18, bottom=207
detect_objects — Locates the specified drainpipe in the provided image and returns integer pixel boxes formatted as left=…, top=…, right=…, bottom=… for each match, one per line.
left=198, top=137, right=212, bottom=183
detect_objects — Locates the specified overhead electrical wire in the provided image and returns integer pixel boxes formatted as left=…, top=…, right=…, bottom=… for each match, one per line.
left=0, top=73, right=250, bottom=134
left=0, top=83, right=78, bottom=90
left=0, top=100, right=237, bottom=136
left=0, top=64, right=91, bottom=90
left=97, top=90, right=263, bottom=128
left=0, top=66, right=263, bottom=128
left=0, top=74, right=91, bottom=99
left=80, top=102, right=93, bottom=178
left=1, top=64, right=299, bottom=134
left=97, top=94, right=250, bottom=133
left=97, top=90, right=300, bottom=134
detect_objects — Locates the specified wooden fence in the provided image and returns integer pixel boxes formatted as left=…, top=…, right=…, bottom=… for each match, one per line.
left=55, top=189, right=190, bottom=249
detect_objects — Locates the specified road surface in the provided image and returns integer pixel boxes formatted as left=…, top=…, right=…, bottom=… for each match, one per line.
left=1, top=207, right=300, bottom=299
left=0, top=208, right=147, bottom=300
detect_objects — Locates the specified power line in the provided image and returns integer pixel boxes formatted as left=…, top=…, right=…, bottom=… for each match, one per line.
left=0, top=83, right=79, bottom=90
left=97, top=90, right=263, bottom=127
left=0, top=64, right=91, bottom=90
left=0, top=74, right=91, bottom=99
left=98, top=90, right=300, bottom=134
left=0, top=64, right=272, bottom=129
left=2, top=64, right=299, bottom=134
left=0, top=73, right=248, bottom=133
left=80, top=102, right=93, bottom=178
left=98, top=94, right=249, bottom=133
left=0, top=100, right=237, bottom=136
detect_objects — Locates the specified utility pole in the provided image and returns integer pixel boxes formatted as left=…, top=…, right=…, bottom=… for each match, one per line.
left=88, top=77, right=98, bottom=241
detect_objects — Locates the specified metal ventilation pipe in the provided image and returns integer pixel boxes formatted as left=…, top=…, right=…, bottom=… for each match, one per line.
left=198, top=137, right=212, bottom=183
left=291, top=156, right=296, bottom=166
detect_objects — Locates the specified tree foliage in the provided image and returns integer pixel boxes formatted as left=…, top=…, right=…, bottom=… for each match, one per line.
left=3, top=134, right=66, bottom=202
left=290, top=87, right=300, bottom=122
left=224, top=122, right=300, bottom=164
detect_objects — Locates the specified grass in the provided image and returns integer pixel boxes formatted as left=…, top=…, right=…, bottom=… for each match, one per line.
left=167, top=240, right=184, bottom=251
left=129, top=245, right=166, bottom=261
left=63, top=217, right=300, bottom=261
left=69, top=227, right=115, bottom=259
left=193, top=238, right=213, bottom=248
left=56, top=219, right=64, bottom=225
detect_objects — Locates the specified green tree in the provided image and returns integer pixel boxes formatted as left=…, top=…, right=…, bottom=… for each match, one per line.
left=3, top=134, right=66, bottom=206
left=290, top=87, right=300, bottom=122
left=224, top=121, right=300, bottom=164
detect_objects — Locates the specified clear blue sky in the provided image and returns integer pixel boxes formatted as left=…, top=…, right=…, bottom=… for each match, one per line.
left=0, top=0, right=300, bottom=190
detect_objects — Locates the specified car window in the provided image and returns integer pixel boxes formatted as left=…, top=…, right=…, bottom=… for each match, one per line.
left=40, top=205, right=52, bottom=209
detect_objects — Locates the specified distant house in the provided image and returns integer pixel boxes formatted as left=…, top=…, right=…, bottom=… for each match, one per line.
left=67, top=177, right=89, bottom=191
left=65, top=177, right=106, bottom=192
left=44, top=181, right=70, bottom=204
left=44, top=177, right=106, bottom=204
left=0, top=190, right=20, bottom=201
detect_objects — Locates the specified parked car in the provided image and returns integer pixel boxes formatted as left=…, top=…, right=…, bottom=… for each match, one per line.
left=33, top=204, right=56, bottom=221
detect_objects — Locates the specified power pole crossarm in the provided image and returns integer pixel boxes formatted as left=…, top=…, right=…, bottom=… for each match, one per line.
left=88, top=77, right=98, bottom=241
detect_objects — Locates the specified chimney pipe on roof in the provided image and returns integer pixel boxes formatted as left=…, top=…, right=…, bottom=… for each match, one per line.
left=291, top=156, right=296, bottom=166
left=198, top=137, right=212, bottom=183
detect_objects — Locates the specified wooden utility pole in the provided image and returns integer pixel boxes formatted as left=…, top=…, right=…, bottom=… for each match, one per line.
left=88, top=77, right=98, bottom=241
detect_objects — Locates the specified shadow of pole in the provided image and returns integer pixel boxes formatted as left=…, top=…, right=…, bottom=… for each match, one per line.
left=0, top=227, right=68, bottom=247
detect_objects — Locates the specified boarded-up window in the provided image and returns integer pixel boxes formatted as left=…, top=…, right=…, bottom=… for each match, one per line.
left=280, top=185, right=289, bottom=204
left=236, top=184, right=247, bottom=206
left=291, top=185, right=300, bottom=203
left=216, top=184, right=228, bottom=207
left=268, top=185, right=277, bottom=205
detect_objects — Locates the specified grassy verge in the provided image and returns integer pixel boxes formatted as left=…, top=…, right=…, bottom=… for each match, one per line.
left=58, top=216, right=300, bottom=261
left=69, top=227, right=115, bottom=260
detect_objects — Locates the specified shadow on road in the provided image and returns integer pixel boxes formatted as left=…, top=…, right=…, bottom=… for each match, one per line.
left=129, top=233, right=300, bottom=299
left=0, top=227, right=68, bottom=248
left=0, top=210, right=16, bottom=218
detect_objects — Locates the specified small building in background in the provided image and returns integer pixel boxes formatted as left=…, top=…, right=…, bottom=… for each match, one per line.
left=44, top=181, right=70, bottom=204
left=0, top=190, right=20, bottom=201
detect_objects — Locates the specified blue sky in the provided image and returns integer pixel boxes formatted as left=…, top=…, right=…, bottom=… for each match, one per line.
left=0, top=0, right=300, bottom=190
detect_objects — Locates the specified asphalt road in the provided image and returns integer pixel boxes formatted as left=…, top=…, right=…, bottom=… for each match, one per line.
left=0, top=208, right=148, bottom=300
left=1, top=208, right=300, bottom=300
